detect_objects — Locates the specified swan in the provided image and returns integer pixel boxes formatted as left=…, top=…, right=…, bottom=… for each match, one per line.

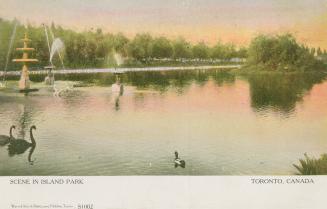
left=0, top=82, right=5, bottom=89
left=53, top=83, right=73, bottom=97
left=0, top=125, right=16, bottom=146
left=174, top=151, right=186, bottom=168
left=8, top=125, right=36, bottom=156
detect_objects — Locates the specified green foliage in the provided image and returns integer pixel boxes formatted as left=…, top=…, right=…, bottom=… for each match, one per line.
left=293, top=153, right=327, bottom=175
left=172, top=37, right=192, bottom=59
left=237, top=47, right=248, bottom=58
left=150, top=37, right=173, bottom=59
left=192, top=42, right=209, bottom=59
left=126, top=33, right=152, bottom=61
left=210, top=42, right=247, bottom=61
left=0, top=19, right=26, bottom=71
left=0, top=18, right=251, bottom=70
left=112, top=32, right=129, bottom=54
left=247, top=34, right=325, bottom=71
left=2, top=18, right=327, bottom=71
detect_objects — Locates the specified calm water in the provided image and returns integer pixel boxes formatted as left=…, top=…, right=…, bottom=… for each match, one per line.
left=0, top=69, right=327, bottom=175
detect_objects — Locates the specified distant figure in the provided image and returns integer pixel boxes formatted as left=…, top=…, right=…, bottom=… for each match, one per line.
left=44, top=72, right=55, bottom=85
left=111, top=76, right=124, bottom=96
left=44, top=65, right=55, bottom=85
left=0, top=125, right=16, bottom=146
left=112, top=75, right=124, bottom=110
left=174, top=151, right=186, bottom=168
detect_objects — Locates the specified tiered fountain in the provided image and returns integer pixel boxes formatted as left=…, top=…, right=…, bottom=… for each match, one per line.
left=12, top=32, right=38, bottom=92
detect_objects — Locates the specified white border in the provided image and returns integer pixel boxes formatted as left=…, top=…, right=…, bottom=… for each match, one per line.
left=0, top=176, right=326, bottom=209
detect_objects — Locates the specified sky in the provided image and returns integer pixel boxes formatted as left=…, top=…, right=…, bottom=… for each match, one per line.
left=0, top=0, right=327, bottom=48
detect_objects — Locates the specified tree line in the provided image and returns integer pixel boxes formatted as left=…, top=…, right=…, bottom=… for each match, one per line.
left=0, top=18, right=247, bottom=70
left=1, top=18, right=326, bottom=71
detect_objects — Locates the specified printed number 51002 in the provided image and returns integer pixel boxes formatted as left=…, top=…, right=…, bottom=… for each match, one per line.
left=78, top=204, right=94, bottom=209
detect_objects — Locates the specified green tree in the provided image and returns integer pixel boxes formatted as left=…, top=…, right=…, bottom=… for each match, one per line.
left=126, top=33, right=153, bottom=61
left=150, top=37, right=173, bottom=59
left=247, top=33, right=323, bottom=71
left=236, top=47, right=248, bottom=58
left=210, top=42, right=225, bottom=59
left=113, top=32, right=129, bottom=55
left=317, top=47, right=322, bottom=56
left=192, top=42, right=209, bottom=59
left=172, top=37, right=192, bottom=59
left=223, top=43, right=237, bottom=60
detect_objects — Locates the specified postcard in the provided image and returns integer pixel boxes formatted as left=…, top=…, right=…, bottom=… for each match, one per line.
left=0, top=0, right=327, bottom=209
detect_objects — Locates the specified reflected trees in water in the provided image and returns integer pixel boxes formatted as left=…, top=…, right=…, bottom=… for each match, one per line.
left=247, top=73, right=326, bottom=113
left=210, top=71, right=235, bottom=86
left=0, top=99, right=38, bottom=165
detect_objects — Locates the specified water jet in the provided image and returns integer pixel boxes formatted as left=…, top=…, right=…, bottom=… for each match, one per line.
left=0, top=20, right=18, bottom=89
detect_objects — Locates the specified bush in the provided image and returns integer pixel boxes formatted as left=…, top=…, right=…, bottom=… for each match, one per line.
left=293, top=153, right=327, bottom=175
left=247, top=34, right=325, bottom=71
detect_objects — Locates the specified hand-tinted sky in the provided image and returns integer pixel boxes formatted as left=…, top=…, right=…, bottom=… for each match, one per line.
left=1, top=0, right=326, bottom=47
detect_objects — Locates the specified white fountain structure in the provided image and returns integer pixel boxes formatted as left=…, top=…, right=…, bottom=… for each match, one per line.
left=12, top=32, right=39, bottom=92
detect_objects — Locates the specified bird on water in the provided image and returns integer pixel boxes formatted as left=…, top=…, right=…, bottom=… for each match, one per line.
left=0, top=125, right=16, bottom=146
left=8, top=125, right=37, bottom=156
left=174, top=151, right=186, bottom=168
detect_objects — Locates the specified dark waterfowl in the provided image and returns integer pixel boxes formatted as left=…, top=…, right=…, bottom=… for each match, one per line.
left=0, top=125, right=16, bottom=146
left=174, top=151, right=186, bottom=168
left=8, top=125, right=36, bottom=156
left=27, top=144, right=36, bottom=165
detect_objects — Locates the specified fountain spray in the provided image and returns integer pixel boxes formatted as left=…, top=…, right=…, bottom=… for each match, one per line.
left=1, top=20, right=18, bottom=86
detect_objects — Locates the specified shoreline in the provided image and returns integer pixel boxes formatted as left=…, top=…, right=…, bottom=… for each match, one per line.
left=0, top=65, right=241, bottom=77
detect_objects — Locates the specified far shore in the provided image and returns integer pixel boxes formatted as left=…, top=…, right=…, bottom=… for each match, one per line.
left=0, top=65, right=242, bottom=76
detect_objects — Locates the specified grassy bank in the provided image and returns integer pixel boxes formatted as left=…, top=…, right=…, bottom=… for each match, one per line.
left=293, top=153, right=327, bottom=175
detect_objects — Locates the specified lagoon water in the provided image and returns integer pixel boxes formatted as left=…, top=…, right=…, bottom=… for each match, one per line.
left=0, top=69, right=327, bottom=175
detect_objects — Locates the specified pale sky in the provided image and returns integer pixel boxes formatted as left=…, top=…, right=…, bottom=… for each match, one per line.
left=1, top=0, right=327, bottom=47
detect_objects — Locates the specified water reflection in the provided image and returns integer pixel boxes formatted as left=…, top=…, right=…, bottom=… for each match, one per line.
left=247, top=73, right=326, bottom=113
left=194, top=70, right=210, bottom=86
left=112, top=74, right=124, bottom=110
left=2, top=69, right=327, bottom=175
left=27, top=144, right=36, bottom=165
left=211, top=71, right=235, bottom=86
left=125, top=71, right=172, bottom=92
left=46, top=70, right=327, bottom=114
left=8, top=142, right=36, bottom=165
left=123, top=70, right=235, bottom=94
left=28, top=69, right=236, bottom=92
left=0, top=95, right=39, bottom=141
left=17, top=105, right=33, bottom=139
left=4, top=100, right=38, bottom=165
